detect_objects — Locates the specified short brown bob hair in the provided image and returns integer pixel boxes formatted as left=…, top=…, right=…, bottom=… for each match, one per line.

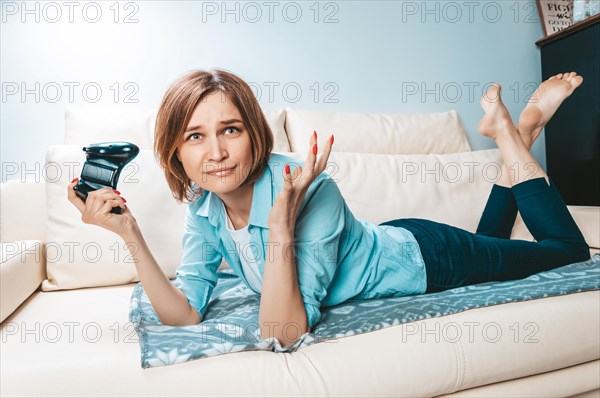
left=154, top=69, right=274, bottom=204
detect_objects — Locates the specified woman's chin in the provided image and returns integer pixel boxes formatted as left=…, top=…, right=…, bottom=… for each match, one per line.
left=201, top=181, right=240, bottom=194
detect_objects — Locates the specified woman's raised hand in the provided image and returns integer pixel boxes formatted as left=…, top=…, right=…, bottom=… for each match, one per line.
left=267, top=131, right=334, bottom=233
left=67, top=178, right=136, bottom=237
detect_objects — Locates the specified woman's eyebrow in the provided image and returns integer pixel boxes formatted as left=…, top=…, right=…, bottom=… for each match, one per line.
left=185, top=119, right=244, bottom=132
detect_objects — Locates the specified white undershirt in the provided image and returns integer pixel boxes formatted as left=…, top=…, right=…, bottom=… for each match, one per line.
left=224, top=206, right=263, bottom=293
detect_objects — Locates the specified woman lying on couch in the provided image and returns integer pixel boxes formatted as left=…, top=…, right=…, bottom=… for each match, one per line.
left=67, top=69, right=590, bottom=347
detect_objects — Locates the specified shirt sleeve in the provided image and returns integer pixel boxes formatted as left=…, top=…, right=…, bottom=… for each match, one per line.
left=171, top=204, right=223, bottom=321
left=292, top=174, right=345, bottom=329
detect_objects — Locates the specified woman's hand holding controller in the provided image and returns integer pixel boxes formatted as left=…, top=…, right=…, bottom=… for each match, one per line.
left=68, top=177, right=199, bottom=326
left=67, top=177, right=136, bottom=238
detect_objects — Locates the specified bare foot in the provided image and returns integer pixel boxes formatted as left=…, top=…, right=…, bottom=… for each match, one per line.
left=478, top=83, right=515, bottom=141
left=517, top=72, right=584, bottom=148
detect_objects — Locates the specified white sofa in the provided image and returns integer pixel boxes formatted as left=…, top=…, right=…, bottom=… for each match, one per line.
left=1, top=105, right=599, bottom=397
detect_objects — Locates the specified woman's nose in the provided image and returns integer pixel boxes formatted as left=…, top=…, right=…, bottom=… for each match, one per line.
left=208, top=137, right=227, bottom=161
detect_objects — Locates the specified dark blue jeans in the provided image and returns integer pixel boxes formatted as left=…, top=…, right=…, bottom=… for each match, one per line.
left=378, top=176, right=591, bottom=293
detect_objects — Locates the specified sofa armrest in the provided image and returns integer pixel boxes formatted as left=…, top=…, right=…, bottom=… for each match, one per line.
left=567, top=206, right=600, bottom=249
left=1, top=180, right=47, bottom=242
left=569, top=206, right=600, bottom=257
left=511, top=205, right=600, bottom=257
left=1, top=240, right=46, bottom=323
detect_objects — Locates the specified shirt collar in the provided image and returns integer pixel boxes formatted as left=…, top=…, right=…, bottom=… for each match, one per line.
left=195, top=163, right=273, bottom=229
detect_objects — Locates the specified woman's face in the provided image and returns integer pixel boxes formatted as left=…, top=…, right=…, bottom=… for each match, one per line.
left=177, top=91, right=253, bottom=195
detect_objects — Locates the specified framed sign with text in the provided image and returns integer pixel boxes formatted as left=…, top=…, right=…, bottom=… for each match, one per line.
left=537, top=0, right=574, bottom=35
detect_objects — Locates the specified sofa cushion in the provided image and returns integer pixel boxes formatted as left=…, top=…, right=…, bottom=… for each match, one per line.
left=65, top=106, right=291, bottom=152
left=1, top=282, right=598, bottom=396
left=65, top=105, right=155, bottom=149
left=321, top=148, right=502, bottom=230
left=43, top=146, right=600, bottom=290
left=43, top=145, right=187, bottom=291
left=265, top=108, right=291, bottom=152
left=284, top=107, right=471, bottom=154
left=0, top=240, right=46, bottom=323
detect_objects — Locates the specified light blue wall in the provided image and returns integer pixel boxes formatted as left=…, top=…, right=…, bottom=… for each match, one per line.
left=1, top=0, right=546, bottom=182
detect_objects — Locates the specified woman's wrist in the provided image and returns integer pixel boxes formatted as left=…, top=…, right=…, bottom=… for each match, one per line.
left=119, top=220, right=143, bottom=244
left=268, top=228, right=295, bottom=266
left=268, top=223, right=295, bottom=237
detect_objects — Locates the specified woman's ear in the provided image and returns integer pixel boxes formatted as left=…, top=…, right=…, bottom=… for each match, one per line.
left=176, top=150, right=181, bottom=162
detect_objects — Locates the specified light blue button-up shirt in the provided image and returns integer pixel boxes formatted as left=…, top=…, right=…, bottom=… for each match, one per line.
left=172, top=152, right=427, bottom=328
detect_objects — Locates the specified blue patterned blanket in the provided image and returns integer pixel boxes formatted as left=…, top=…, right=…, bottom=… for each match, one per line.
left=129, top=254, right=600, bottom=368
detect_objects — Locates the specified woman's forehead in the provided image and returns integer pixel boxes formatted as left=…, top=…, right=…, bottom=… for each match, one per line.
left=189, top=94, right=243, bottom=124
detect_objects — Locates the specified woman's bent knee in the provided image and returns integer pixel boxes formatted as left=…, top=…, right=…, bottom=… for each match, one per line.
left=571, top=243, right=591, bottom=263
left=537, top=240, right=590, bottom=265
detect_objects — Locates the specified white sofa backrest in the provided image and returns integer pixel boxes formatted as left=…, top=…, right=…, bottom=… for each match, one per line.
left=65, top=105, right=156, bottom=150
left=32, top=105, right=473, bottom=291
left=64, top=106, right=471, bottom=155
left=284, top=107, right=471, bottom=154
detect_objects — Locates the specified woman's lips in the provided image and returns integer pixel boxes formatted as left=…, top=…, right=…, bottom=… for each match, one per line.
left=207, top=166, right=236, bottom=176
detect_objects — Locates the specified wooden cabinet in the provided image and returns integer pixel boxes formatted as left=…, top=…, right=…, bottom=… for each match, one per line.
left=536, top=15, right=599, bottom=206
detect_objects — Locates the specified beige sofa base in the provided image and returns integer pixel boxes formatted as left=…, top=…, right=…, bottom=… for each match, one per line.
left=439, top=360, right=600, bottom=397
left=1, top=280, right=599, bottom=397
left=571, top=388, right=600, bottom=398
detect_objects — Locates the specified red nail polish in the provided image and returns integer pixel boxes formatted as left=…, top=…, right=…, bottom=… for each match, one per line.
left=313, top=144, right=317, bottom=155
left=114, top=190, right=121, bottom=195
left=285, top=164, right=290, bottom=174
left=124, top=204, right=128, bottom=209
left=71, top=177, right=78, bottom=183
left=313, top=130, right=317, bottom=139
left=122, top=197, right=127, bottom=203
left=330, top=135, right=334, bottom=145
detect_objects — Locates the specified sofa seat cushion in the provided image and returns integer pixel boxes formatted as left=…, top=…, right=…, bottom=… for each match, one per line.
left=1, top=281, right=598, bottom=397
left=130, top=255, right=600, bottom=367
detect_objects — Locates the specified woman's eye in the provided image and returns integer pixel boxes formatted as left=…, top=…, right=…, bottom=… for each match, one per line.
left=186, top=128, right=239, bottom=141
left=225, top=127, right=240, bottom=134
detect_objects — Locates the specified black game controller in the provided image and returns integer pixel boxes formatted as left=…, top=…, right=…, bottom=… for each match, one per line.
left=73, top=142, right=140, bottom=214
